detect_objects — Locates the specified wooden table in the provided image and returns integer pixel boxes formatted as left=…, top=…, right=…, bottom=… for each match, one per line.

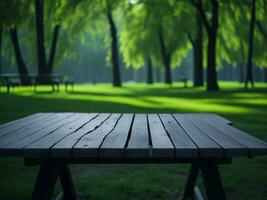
left=0, top=113, right=266, bottom=200
left=0, top=74, right=62, bottom=93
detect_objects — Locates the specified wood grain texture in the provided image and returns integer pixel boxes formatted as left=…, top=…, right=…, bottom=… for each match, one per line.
left=186, top=114, right=247, bottom=157
left=201, top=116, right=267, bottom=156
left=0, top=114, right=81, bottom=156
left=148, top=114, right=174, bottom=158
left=0, top=113, right=55, bottom=137
left=23, top=113, right=98, bottom=158
left=51, top=113, right=111, bottom=158
left=72, top=114, right=121, bottom=158
left=0, top=113, right=73, bottom=148
left=184, top=113, right=232, bottom=125
left=173, top=114, right=224, bottom=157
left=126, top=114, right=150, bottom=158
left=159, top=114, right=199, bottom=157
left=0, top=112, right=266, bottom=160
left=99, top=114, right=134, bottom=158
left=0, top=113, right=44, bottom=129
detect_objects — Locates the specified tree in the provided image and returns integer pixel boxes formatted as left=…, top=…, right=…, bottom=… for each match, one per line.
left=107, top=5, right=121, bottom=86
left=0, top=1, right=32, bottom=84
left=9, top=27, right=31, bottom=85
left=191, top=0, right=219, bottom=91
left=187, top=9, right=204, bottom=87
left=120, top=0, right=190, bottom=85
left=245, top=0, right=256, bottom=89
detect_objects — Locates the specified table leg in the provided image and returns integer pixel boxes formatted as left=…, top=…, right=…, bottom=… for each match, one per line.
left=183, top=159, right=226, bottom=200
left=31, top=160, right=77, bottom=200
left=31, top=160, right=62, bottom=200
left=59, top=165, right=77, bottom=200
left=200, top=160, right=226, bottom=200
left=183, top=163, right=199, bottom=199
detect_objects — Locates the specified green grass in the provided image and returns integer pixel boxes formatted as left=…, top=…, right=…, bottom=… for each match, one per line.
left=0, top=81, right=267, bottom=200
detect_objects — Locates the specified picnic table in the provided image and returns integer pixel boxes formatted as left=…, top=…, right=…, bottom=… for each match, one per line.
left=0, top=74, right=65, bottom=93
left=0, top=113, right=266, bottom=200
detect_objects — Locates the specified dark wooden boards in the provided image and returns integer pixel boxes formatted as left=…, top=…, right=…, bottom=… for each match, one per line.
left=186, top=114, right=247, bottom=157
left=23, top=113, right=98, bottom=158
left=0, top=114, right=82, bottom=156
left=0, top=113, right=73, bottom=147
left=0, top=113, right=44, bottom=129
left=72, top=114, right=121, bottom=158
left=173, top=114, right=224, bottom=157
left=159, top=114, right=199, bottom=157
left=148, top=114, right=174, bottom=157
left=51, top=113, right=111, bottom=158
left=0, top=113, right=55, bottom=137
left=126, top=114, right=150, bottom=158
left=99, top=114, right=134, bottom=158
left=0, top=112, right=266, bottom=160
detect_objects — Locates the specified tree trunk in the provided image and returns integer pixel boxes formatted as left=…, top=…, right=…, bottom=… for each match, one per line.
left=0, top=23, right=2, bottom=74
left=245, top=0, right=256, bottom=89
left=107, top=10, right=121, bottom=87
left=47, top=24, right=60, bottom=75
left=146, top=58, right=153, bottom=84
left=239, top=63, right=244, bottom=82
left=193, top=10, right=204, bottom=87
left=158, top=30, right=172, bottom=84
left=35, top=0, right=49, bottom=83
left=206, top=0, right=219, bottom=91
left=191, top=0, right=219, bottom=91
left=10, top=27, right=32, bottom=85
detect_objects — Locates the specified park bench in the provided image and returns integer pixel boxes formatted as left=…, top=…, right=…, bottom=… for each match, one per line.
left=0, top=74, right=74, bottom=93
left=0, top=113, right=266, bottom=200
left=0, top=75, right=21, bottom=93
left=179, top=77, right=188, bottom=88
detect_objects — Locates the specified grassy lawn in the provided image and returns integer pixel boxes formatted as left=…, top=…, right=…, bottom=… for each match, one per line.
left=0, top=81, right=267, bottom=200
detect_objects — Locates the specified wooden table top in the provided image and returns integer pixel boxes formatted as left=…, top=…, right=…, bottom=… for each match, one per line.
left=0, top=113, right=266, bottom=160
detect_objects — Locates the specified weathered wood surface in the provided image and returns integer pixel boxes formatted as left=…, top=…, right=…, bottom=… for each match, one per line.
left=0, top=113, right=267, bottom=159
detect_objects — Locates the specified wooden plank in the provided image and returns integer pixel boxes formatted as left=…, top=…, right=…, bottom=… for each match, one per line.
left=51, top=113, right=111, bottom=158
left=23, top=113, right=98, bottom=158
left=0, top=113, right=55, bottom=137
left=99, top=114, right=134, bottom=158
left=125, top=114, right=150, bottom=158
left=0, top=113, right=44, bottom=129
left=148, top=114, right=174, bottom=158
left=72, top=114, right=121, bottom=158
left=201, top=117, right=267, bottom=156
left=159, top=114, right=199, bottom=158
left=0, top=113, right=73, bottom=147
left=173, top=114, right=224, bottom=157
left=184, top=113, right=232, bottom=125
left=0, top=114, right=82, bottom=156
left=186, top=115, right=247, bottom=157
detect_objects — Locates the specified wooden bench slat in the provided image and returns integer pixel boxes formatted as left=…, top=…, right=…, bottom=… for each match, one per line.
left=0, top=113, right=44, bottom=129
left=72, top=114, right=121, bottom=158
left=51, top=113, right=111, bottom=158
left=201, top=117, right=267, bottom=156
left=0, top=114, right=83, bottom=156
left=159, top=114, right=199, bottom=158
left=23, top=113, right=98, bottom=158
left=173, top=114, right=224, bottom=157
left=186, top=115, right=248, bottom=157
left=148, top=114, right=174, bottom=158
left=99, top=114, right=134, bottom=158
left=0, top=113, right=54, bottom=137
left=0, top=113, right=73, bottom=147
left=125, top=114, right=150, bottom=158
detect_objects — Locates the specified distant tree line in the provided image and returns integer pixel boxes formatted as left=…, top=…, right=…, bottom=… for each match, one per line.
left=0, top=0, right=267, bottom=91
